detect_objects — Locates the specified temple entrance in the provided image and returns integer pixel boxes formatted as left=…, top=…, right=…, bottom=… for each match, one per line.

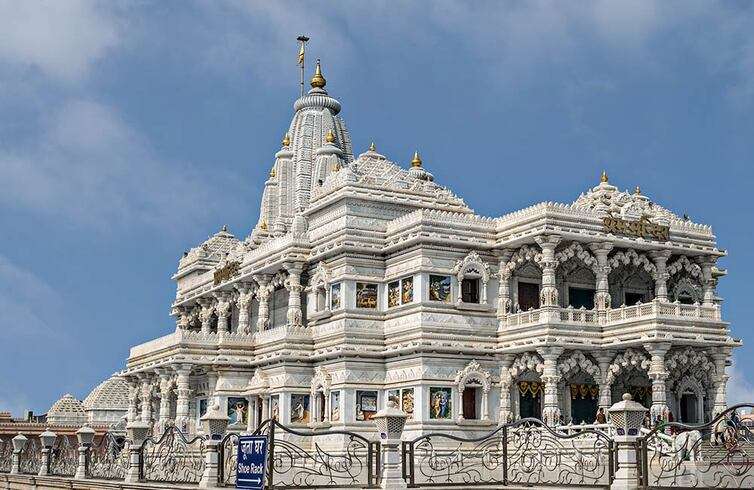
left=518, top=381, right=542, bottom=419
left=462, top=387, right=477, bottom=420
left=570, top=384, right=599, bottom=424
left=680, top=392, right=699, bottom=423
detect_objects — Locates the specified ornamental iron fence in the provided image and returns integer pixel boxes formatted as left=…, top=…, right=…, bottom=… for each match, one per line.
left=402, top=418, right=615, bottom=488
left=49, top=434, right=78, bottom=476
left=0, top=437, right=12, bottom=473
left=139, top=424, right=205, bottom=484
left=637, top=403, right=754, bottom=489
left=87, top=432, right=129, bottom=480
left=218, top=419, right=381, bottom=488
left=18, top=438, right=42, bottom=475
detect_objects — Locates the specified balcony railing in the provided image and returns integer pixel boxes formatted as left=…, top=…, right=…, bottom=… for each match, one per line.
left=504, top=299, right=722, bottom=328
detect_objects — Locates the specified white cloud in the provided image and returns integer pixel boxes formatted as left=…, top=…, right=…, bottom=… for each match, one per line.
left=727, top=363, right=754, bottom=406
left=0, top=0, right=121, bottom=83
left=0, top=99, right=239, bottom=230
left=0, top=254, right=62, bottom=338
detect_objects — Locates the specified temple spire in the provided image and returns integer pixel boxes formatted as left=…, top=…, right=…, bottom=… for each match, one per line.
left=411, top=151, right=422, bottom=168
left=600, top=170, right=609, bottom=183
left=311, top=59, right=326, bottom=89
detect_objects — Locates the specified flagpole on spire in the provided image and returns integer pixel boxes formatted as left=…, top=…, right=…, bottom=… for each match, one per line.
left=296, top=35, right=310, bottom=97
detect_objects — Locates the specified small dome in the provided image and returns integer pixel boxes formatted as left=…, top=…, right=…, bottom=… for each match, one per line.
left=83, top=376, right=129, bottom=412
left=47, top=394, right=86, bottom=425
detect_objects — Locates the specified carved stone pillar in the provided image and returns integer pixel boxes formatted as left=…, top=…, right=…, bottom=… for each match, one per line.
left=207, top=369, right=219, bottom=407
left=255, top=274, right=272, bottom=331
left=594, top=351, right=615, bottom=411
left=644, top=342, right=671, bottom=421
left=126, top=377, right=140, bottom=423
left=157, top=370, right=173, bottom=430
left=589, top=243, right=614, bottom=310
left=139, top=374, right=155, bottom=426
left=261, top=394, right=270, bottom=421
left=537, top=346, right=564, bottom=425
left=496, top=250, right=514, bottom=322
left=174, top=364, right=192, bottom=433
left=711, top=347, right=731, bottom=417
left=214, top=292, right=232, bottom=332
left=697, top=256, right=718, bottom=307
left=650, top=250, right=672, bottom=302
left=535, top=235, right=562, bottom=307
left=481, top=388, right=490, bottom=421
left=235, top=283, right=255, bottom=334
left=171, top=305, right=191, bottom=331
left=197, top=297, right=214, bottom=334
left=285, top=263, right=304, bottom=327
left=498, top=355, right=515, bottom=424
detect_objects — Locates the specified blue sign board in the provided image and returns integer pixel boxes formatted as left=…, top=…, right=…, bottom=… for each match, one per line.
left=236, top=435, right=268, bottom=489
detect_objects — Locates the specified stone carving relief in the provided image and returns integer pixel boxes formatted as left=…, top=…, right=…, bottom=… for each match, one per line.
left=606, top=349, right=650, bottom=385
left=454, top=360, right=492, bottom=393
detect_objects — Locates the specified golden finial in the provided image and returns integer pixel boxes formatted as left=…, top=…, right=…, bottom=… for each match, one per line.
left=600, top=170, right=609, bottom=183
left=411, top=151, right=422, bottom=168
left=310, top=59, right=326, bottom=88
left=270, top=167, right=276, bottom=178
left=331, top=162, right=341, bottom=172
left=260, top=219, right=268, bottom=231
left=282, top=133, right=290, bottom=147
left=325, top=130, right=335, bottom=143
left=369, top=141, right=376, bottom=152
left=635, top=185, right=641, bottom=195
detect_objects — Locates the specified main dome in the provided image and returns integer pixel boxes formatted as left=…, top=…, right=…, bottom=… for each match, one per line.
left=83, top=375, right=129, bottom=425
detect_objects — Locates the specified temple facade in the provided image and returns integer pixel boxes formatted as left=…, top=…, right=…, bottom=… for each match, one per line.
left=120, top=61, right=739, bottom=438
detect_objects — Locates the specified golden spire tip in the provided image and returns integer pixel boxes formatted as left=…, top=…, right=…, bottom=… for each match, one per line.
left=411, top=150, right=422, bottom=168
left=282, top=133, right=291, bottom=147
left=600, top=170, right=609, bottom=183
left=635, top=185, right=641, bottom=195
left=310, top=58, right=326, bottom=88
left=325, top=130, right=335, bottom=143
left=369, top=141, right=376, bottom=152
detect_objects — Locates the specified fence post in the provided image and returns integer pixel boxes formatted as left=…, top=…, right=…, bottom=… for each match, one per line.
left=502, top=425, right=508, bottom=485
left=75, top=426, right=95, bottom=479
left=267, top=421, right=276, bottom=488
left=10, top=434, right=27, bottom=475
left=608, top=393, right=647, bottom=490
left=124, top=420, right=150, bottom=483
left=372, top=400, right=408, bottom=489
left=199, top=402, right=229, bottom=488
left=37, top=429, right=56, bottom=476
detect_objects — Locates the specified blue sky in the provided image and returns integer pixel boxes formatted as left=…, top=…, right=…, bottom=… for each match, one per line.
left=1, top=0, right=754, bottom=415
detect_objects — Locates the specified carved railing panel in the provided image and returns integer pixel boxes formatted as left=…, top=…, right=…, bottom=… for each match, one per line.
left=87, top=432, right=129, bottom=480
left=19, top=438, right=42, bottom=475
left=218, top=432, right=239, bottom=487
left=140, top=425, right=205, bottom=484
left=0, top=437, right=12, bottom=473
left=402, top=418, right=614, bottom=487
left=49, top=435, right=78, bottom=476
left=638, top=404, right=754, bottom=488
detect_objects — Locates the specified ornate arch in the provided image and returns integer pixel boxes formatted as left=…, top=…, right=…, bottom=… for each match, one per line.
left=608, top=250, right=657, bottom=279
left=310, top=262, right=330, bottom=291
left=455, top=360, right=492, bottom=393
left=555, top=243, right=599, bottom=274
left=310, top=366, right=332, bottom=394
left=453, top=251, right=491, bottom=283
left=667, top=256, right=702, bottom=279
left=670, top=278, right=703, bottom=304
left=606, top=349, right=651, bottom=385
left=674, top=375, right=705, bottom=397
left=502, top=352, right=544, bottom=385
left=665, top=348, right=716, bottom=389
left=558, top=351, right=601, bottom=381
left=504, top=245, right=543, bottom=275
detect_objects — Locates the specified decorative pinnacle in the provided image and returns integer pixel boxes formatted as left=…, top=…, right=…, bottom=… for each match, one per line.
left=369, top=141, right=376, bottom=152
left=600, top=170, right=609, bottom=183
left=221, top=224, right=228, bottom=232
left=635, top=185, right=641, bottom=195
left=270, top=167, right=276, bottom=178
left=325, top=130, right=335, bottom=143
left=282, top=133, right=290, bottom=147
left=411, top=151, right=422, bottom=168
left=310, top=59, right=326, bottom=88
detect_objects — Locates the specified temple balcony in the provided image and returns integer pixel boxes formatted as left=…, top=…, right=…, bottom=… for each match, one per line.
left=499, top=299, right=731, bottom=349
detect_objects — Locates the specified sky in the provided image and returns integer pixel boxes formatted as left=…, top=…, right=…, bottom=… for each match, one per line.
left=1, top=0, right=754, bottom=415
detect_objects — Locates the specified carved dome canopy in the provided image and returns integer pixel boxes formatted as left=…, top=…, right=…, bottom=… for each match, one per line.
left=83, top=375, right=129, bottom=412
left=47, top=393, right=86, bottom=425
left=178, top=226, right=240, bottom=270
left=571, top=179, right=682, bottom=225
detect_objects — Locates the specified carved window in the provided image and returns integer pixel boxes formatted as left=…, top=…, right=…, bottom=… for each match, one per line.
left=386, top=387, right=414, bottom=420
left=356, top=283, right=378, bottom=309
left=517, top=282, right=540, bottom=311
left=330, top=283, right=341, bottom=310
left=461, top=278, right=480, bottom=303
left=429, top=275, right=452, bottom=303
